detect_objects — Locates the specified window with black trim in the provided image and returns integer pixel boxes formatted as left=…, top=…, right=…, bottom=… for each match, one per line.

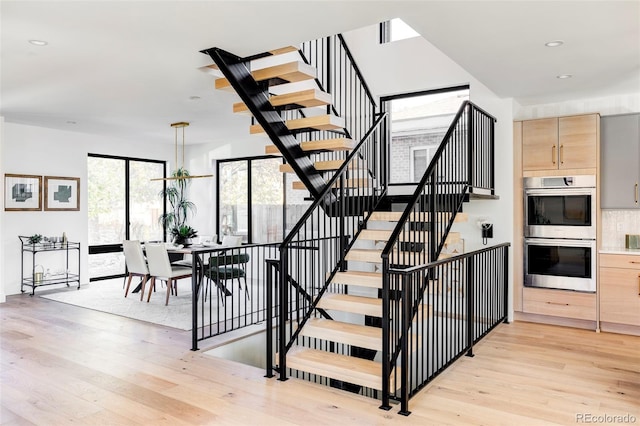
left=382, top=85, right=470, bottom=184
left=216, top=156, right=285, bottom=244
left=87, top=154, right=166, bottom=281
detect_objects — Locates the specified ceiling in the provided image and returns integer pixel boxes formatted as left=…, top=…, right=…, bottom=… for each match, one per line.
left=1, top=1, right=639, bottom=146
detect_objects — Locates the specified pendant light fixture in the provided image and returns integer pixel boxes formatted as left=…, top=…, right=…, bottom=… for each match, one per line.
left=151, top=121, right=213, bottom=181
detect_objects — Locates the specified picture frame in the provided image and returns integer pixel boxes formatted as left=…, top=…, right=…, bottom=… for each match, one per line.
left=44, top=176, right=80, bottom=211
left=4, top=174, right=43, bottom=211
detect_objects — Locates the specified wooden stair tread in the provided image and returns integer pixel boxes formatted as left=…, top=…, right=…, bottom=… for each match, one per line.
left=368, top=211, right=468, bottom=223
left=317, top=293, right=381, bottom=317
left=251, top=114, right=344, bottom=134
left=330, top=271, right=382, bottom=288
left=292, top=178, right=369, bottom=190
left=280, top=159, right=355, bottom=173
left=357, top=230, right=460, bottom=243
left=233, top=89, right=332, bottom=115
left=285, top=347, right=387, bottom=390
left=345, top=248, right=382, bottom=264
left=216, top=61, right=316, bottom=91
left=301, top=318, right=382, bottom=351
left=206, top=46, right=298, bottom=74
left=264, top=138, right=354, bottom=155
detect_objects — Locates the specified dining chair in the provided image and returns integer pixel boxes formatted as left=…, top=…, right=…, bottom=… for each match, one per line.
left=144, top=243, right=192, bottom=305
left=122, top=240, right=149, bottom=301
left=204, top=251, right=250, bottom=302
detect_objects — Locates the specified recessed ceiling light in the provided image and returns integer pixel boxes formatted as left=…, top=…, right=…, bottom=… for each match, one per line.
left=545, top=40, right=564, bottom=47
left=66, top=120, right=77, bottom=125
left=28, top=39, right=48, bottom=46
left=556, top=74, right=573, bottom=79
left=189, top=96, right=201, bottom=100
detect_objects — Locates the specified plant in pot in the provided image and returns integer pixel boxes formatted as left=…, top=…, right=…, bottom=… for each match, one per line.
left=159, top=168, right=198, bottom=246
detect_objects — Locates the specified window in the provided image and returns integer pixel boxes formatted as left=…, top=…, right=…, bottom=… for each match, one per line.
left=382, top=86, right=469, bottom=184
left=87, top=154, right=165, bottom=281
left=411, top=146, right=438, bottom=182
left=380, top=18, right=420, bottom=43
left=217, top=156, right=285, bottom=244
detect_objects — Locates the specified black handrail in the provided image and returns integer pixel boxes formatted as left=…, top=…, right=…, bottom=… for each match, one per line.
left=336, top=34, right=377, bottom=108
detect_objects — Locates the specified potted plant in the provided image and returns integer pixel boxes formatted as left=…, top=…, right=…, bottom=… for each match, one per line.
left=171, top=225, right=198, bottom=246
left=159, top=168, right=198, bottom=245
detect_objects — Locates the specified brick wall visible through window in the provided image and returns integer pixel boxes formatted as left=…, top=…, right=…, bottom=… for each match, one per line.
left=383, top=86, right=469, bottom=184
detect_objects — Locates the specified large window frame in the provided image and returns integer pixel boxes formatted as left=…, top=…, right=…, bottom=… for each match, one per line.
left=216, top=155, right=285, bottom=244
left=381, top=85, right=470, bottom=186
left=87, top=153, right=166, bottom=281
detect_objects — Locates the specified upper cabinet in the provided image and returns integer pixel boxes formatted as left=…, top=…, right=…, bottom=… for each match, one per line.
left=601, top=113, right=640, bottom=209
left=522, top=114, right=599, bottom=172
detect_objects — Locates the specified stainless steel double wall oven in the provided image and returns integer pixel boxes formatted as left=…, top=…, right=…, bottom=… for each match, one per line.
left=524, top=175, right=596, bottom=292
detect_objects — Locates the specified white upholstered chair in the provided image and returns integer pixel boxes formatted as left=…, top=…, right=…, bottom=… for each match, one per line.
left=122, top=240, right=149, bottom=301
left=144, top=243, right=192, bottom=305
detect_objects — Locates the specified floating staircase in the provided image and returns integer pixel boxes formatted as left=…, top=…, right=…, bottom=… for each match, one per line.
left=207, top=45, right=355, bottom=197
left=204, top=41, right=499, bottom=414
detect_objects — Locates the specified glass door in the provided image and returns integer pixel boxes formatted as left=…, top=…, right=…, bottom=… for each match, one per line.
left=88, top=154, right=165, bottom=281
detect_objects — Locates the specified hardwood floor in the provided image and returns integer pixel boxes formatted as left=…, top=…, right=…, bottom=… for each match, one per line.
left=1, top=295, right=638, bottom=425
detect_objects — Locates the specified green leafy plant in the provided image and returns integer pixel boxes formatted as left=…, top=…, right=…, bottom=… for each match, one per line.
left=28, top=234, right=43, bottom=244
left=171, top=225, right=198, bottom=245
left=159, top=168, right=197, bottom=243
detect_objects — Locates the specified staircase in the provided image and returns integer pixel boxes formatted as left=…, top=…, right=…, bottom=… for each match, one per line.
left=204, top=45, right=363, bottom=197
left=203, top=37, right=503, bottom=415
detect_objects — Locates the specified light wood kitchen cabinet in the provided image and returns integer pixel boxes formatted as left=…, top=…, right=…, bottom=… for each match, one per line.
left=522, top=114, right=598, bottom=172
left=601, top=113, right=640, bottom=209
left=522, top=287, right=596, bottom=321
left=599, top=254, right=640, bottom=327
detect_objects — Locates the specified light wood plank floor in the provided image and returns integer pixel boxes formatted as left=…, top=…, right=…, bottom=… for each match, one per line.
left=1, top=295, right=638, bottom=425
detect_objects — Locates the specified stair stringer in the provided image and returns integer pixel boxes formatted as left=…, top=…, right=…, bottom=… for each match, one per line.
left=203, top=47, right=327, bottom=198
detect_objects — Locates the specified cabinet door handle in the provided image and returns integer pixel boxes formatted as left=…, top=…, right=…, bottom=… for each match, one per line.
left=635, top=183, right=638, bottom=205
left=638, top=275, right=640, bottom=296
left=559, top=145, right=564, bottom=165
left=552, top=145, right=556, bottom=165
left=546, top=301, right=569, bottom=306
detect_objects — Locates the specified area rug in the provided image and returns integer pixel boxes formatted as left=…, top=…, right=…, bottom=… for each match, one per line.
left=39, top=278, right=197, bottom=330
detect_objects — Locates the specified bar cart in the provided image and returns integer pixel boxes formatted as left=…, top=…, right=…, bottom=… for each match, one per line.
left=19, top=236, right=81, bottom=295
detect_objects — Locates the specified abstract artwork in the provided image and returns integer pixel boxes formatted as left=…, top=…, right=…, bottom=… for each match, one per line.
left=4, top=174, right=42, bottom=211
left=44, top=176, right=80, bottom=211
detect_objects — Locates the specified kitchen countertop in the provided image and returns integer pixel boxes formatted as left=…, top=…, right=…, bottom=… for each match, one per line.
left=599, top=247, right=640, bottom=255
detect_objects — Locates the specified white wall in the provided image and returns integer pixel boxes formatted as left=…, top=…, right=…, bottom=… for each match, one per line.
left=343, top=26, right=515, bottom=317
left=1, top=123, right=174, bottom=297
left=514, top=93, right=640, bottom=120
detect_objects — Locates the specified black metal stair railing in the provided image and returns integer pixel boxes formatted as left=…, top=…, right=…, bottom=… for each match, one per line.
left=298, top=34, right=377, bottom=146
left=379, top=100, right=497, bottom=412
left=386, top=243, right=510, bottom=415
left=266, top=113, right=388, bottom=380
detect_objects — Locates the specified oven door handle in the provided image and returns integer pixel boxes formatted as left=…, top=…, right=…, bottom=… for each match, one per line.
left=524, top=188, right=595, bottom=196
left=524, top=237, right=596, bottom=248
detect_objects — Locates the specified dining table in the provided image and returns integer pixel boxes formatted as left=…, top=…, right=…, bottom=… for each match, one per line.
left=132, top=243, right=233, bottom=297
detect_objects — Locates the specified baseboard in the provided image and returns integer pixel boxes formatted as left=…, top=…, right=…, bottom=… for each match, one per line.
left=599, top=322, right=640, bottom=337
left=514, top=311, right=597, bottom=331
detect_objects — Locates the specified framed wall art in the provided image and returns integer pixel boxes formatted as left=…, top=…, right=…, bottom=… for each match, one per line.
left=44, top=176, right=80, bottom=211
left=4, top=174, right=42, bottom=211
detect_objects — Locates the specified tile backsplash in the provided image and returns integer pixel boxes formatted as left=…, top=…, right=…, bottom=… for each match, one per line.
left=601, top=210, right=640, bottom=248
